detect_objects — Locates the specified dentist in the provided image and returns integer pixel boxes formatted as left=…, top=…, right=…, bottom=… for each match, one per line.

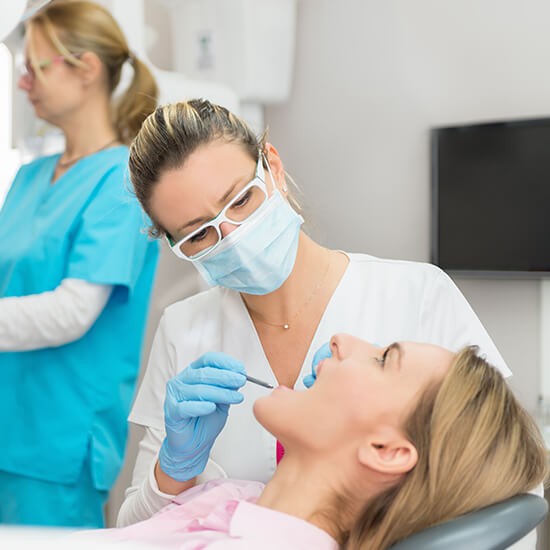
left=117, top=99, right=510, bottom=526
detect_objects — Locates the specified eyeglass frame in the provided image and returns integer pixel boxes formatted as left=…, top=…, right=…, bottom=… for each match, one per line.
left=166, top=152, right=275, bottom=261
left=19, top=53, right=82, bottom=82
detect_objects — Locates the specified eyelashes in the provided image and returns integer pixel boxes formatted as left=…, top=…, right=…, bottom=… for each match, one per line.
left=376, top=347, right=390, bottom=367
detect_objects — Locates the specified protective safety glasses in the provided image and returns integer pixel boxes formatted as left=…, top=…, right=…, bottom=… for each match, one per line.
left=18, top=54, right=81, bottom=83
left=167, top=154, right=270, bottom=261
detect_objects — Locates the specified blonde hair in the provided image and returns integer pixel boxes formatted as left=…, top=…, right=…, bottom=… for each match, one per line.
left=344, top=347, right=549, bottom=550
left=128, top=98, right=301, bottom=238
left=28, top=0, right=158, bottom=143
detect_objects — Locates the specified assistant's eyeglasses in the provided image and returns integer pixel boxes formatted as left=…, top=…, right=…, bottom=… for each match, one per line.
left=18, top=53, right=82, bottom=83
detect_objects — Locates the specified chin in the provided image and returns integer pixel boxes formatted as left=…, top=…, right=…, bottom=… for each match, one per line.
left=253, top=389, right=301, bottom=443
left=252, top=394, right=270, bottom=422
left=253, top=394, right=285, bottom=438
left=32, top=107, right=49, bottom=123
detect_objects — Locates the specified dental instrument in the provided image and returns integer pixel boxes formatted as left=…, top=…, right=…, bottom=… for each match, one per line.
left=245, top=375, right=274, bottom=389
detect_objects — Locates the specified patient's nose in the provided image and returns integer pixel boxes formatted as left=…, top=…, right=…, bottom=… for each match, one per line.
left=330, top=333, right=352, bottom=360
left=331, top=334, right=379, bottom=360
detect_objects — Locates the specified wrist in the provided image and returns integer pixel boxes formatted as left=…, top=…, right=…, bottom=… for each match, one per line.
left=154, top=459, right=197, bottom=495
left=158, top=438, right=209, bottom=482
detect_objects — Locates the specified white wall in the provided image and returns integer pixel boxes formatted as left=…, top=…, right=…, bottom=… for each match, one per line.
left=265, top=0, right=549, bottom=412
left=0, top=44, right=20, bottom=209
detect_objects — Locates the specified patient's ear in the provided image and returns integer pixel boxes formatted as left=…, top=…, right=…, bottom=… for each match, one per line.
left=357, top=431, right=418, bottom=475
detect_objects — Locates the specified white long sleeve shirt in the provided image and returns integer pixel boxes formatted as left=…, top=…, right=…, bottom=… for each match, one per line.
left=0, top=278, right=112, bottom=351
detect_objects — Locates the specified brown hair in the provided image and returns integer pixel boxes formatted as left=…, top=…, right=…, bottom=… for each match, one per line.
left=28, top=0, right=158, bottom=143
left=128, top=98, right=301, bottom=238
left=343, top=347, right=548, bottom=549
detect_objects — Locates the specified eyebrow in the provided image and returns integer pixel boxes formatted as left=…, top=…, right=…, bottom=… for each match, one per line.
left=387, top=342, right=403, bottom=370
left=175, top=174, right=250, bottom=235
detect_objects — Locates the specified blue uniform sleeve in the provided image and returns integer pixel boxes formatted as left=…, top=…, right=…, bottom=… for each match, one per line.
left=66, top=163, right=153, bottom=297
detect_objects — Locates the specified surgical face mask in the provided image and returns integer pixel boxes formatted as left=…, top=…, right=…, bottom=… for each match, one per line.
left=191, top=162, right=304, bottom=295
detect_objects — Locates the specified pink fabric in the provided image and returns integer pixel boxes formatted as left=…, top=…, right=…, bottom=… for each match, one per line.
left=276, top=440, right=285, bottom=464
left=74, top=479, right=338, bottom=549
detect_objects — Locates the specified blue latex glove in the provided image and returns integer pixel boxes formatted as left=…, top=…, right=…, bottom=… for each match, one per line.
left=158, top=352, right=246, bottom=481
left=303, top=341, right=332, bottom=388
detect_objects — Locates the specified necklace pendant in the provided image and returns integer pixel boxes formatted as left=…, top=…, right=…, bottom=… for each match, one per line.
left=283, top=324, right=289, bottom=330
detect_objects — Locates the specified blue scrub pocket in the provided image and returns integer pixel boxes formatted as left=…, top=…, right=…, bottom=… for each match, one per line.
left=89, top=408, right=128, bottom=491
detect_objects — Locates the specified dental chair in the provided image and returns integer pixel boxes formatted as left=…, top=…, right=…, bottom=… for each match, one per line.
left=390, top=493, right=548, bottom=550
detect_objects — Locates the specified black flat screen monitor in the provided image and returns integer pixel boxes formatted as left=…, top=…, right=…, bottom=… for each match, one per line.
left=431, top=118, right=550, bottom=277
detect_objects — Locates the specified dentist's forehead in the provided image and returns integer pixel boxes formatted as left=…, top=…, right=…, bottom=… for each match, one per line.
left=151, top=142, right=256, bottom=230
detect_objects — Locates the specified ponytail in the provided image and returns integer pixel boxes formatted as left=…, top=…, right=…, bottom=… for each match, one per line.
left=115, top=55, right=158, bottom=143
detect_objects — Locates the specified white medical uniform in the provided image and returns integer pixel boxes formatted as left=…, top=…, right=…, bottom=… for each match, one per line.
left=118, top=253, right=511, bottom=526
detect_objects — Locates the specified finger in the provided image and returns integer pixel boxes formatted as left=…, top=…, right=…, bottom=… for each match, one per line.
left=188, top=352, right=246, bottom=375
left=303, top=374, right=316, bottom=389
left=165, top=400, right=216, bottom=422
left=178, top=366, right=246, bottom=389
left=167, top=379, right=244, bottom=406
left=312, top=342, right=332, bottom=373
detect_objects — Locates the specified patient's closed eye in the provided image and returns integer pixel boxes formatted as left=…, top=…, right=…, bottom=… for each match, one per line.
left=376, top=348, right=390, bottom=367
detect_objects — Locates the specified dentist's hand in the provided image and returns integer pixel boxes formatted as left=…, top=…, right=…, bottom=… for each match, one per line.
left=158, top=352, right=246, bottom=482
left=303, top=341, right=332, bottom=388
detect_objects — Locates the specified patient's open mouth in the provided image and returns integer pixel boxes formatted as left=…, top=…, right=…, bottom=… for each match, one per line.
left=315, top=359, right=326, bottom=376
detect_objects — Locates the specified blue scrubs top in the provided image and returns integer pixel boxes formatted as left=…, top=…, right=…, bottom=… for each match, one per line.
left=0, top=146, right=159, bottom=490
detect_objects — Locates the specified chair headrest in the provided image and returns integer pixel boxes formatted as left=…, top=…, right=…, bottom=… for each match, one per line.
left=389, top=493, right=548, bottom=550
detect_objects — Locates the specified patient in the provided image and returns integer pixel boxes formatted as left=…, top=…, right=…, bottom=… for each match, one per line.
left=79, top=335, right=548, bottom=549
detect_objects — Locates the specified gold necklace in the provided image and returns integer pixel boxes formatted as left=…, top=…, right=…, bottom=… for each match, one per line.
left=248, top=253, right=332, bottom=330
left=57, top=137, right=119, bottom=168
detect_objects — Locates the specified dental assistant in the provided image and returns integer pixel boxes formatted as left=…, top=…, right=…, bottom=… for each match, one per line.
left=0, top=2, right=159, bottom=528
left=117, top=99, right=511, bottom=526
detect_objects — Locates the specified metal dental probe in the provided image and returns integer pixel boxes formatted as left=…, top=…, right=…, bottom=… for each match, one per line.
left=245, top=375, right=274, bottom=389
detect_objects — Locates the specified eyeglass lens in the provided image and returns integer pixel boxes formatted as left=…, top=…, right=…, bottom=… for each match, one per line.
left=179, top=183, right=267, bottom=258
left=22, top=61, right=35, bottom=79
left=20, top=59, right=51, bottom=80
